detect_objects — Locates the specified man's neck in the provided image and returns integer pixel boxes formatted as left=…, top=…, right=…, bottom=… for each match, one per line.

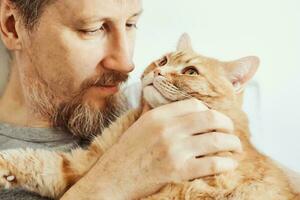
left=0, top=63, right=51, bottom=128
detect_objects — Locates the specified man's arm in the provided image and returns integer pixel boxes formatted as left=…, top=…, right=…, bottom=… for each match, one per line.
left=61, top=99, right=242, bottom=200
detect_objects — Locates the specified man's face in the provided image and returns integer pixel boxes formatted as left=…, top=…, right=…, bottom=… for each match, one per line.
left=17, top=0, right=142, bottom=137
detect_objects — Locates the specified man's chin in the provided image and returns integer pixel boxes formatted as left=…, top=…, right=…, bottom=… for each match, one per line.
left=53, top=92, right=128, bottom=139
left=82, top=86, right=120, bottom=108
left=81, top=87, right=114, bottom=110
left=82, top=96, right=107, bottom=111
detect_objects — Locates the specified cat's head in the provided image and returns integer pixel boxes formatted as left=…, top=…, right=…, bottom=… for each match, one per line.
left=141, top=33, right=259, bottom=110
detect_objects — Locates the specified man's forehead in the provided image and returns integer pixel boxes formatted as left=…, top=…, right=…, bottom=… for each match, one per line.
left=53, top=0, right=143, bottom=21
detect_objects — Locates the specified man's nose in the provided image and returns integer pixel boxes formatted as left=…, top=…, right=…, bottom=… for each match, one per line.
left=101, top=33, right=135, bottom=74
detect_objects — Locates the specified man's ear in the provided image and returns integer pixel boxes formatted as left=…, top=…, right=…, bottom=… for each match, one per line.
left=224, top=56, right=260, bottom=93
left=0, top=0, right=22, bottom=50
left=177, top=33, right=193, bottom=52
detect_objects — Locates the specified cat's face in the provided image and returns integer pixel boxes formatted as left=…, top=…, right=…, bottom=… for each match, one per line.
left=142, top=34, right=259, bottom=109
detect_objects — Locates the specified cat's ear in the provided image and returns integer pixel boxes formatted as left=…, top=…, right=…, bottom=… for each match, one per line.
left=224, top=56, right=260, bottom=93
left=177, top=33, right=193, bottom=51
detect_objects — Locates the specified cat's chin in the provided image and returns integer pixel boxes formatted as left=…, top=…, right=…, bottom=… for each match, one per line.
left=143, top=85, right=171, bottom=108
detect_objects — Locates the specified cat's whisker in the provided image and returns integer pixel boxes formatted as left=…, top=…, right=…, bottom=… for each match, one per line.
left=152, top=76, right=193, bottom=102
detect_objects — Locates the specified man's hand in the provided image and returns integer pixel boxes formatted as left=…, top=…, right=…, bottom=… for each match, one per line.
left=61, top=98, right=242, bottom=200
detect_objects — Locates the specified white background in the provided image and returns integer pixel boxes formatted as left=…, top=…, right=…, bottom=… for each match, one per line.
left=1, top=0, right=300, bottom=172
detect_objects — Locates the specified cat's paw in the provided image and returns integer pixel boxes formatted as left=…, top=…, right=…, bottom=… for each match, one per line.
left=0, top=155, right=17, bottom=189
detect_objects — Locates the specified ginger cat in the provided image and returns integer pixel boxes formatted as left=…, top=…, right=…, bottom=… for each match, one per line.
left=0, top=34, right=298, bottom=199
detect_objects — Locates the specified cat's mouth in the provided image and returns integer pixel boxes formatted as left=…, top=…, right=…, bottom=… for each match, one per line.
left=143, top=84, right=171, bottom=108
left=145, top=82, right=178, bottom=102
left=142, top=76, right=190, bottom=108
left=153, top=77, right=190, bottom=101
left=151, top=84, right=173, bottom=101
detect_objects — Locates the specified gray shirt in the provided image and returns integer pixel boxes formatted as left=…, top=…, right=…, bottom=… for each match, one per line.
left=0, top=123, right=82, bottom=200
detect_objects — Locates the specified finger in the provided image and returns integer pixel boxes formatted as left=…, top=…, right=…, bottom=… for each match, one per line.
left=175, top=109, right=234, bottom=135
left=181, top=156, right=238, bottom=180
left=149, top=98, right=208, bottom=119
left=182, top=132, right=243, bottom=156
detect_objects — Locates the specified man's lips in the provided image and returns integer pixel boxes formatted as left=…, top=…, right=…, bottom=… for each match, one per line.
left=99, top=85, right=119, bottom=93
left=91, top=84, right=119, bottom=94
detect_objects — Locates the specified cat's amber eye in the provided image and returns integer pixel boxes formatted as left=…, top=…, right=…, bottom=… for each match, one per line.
left=182, top=66, right=199, bottom=76
left=157, top=56, right=168, bottom=67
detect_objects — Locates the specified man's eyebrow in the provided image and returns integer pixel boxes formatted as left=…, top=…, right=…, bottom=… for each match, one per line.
left=77, top=16, right=103, bottom=25
left=77, top=10, right=143, bottom=25
left=130, top=9, right=144, bottom=18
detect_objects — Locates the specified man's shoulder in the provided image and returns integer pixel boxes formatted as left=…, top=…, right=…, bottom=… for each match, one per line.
left=0, top=122, right=81, bottom=151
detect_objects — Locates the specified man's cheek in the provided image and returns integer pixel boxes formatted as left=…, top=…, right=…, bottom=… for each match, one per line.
left=71, top=58, right=100, bottom=83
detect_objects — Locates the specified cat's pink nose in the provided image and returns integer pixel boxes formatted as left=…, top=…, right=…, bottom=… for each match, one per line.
left=154, top=69, right=162, bottom=76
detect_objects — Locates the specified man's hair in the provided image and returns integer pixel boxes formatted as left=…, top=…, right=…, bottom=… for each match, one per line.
left=10, top=0, right=54, bottom=30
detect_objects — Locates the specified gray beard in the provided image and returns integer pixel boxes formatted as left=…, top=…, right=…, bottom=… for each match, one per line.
left=22, top=76, right=129, bottom=139
left=21, top=67, right=129, bottom=139
left=53, top=93, right=129, bottom=139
